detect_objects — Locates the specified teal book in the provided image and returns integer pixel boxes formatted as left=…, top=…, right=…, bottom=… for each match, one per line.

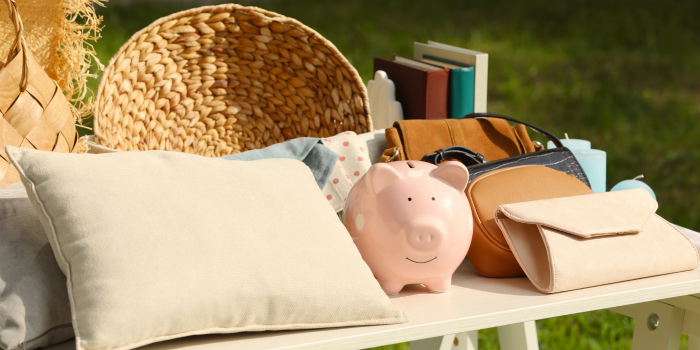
left=448, top=66, right=475, bottom=118
left=422, top=57, right=475, bottom=118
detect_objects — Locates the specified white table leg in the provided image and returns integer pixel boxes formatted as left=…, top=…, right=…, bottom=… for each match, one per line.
left=454, top=330, right=479, bottom=350
left=631, top=301, right=685, bottom=350
left=409, top=333, right=456, bottom=350
left=689, top=335, right=700, bottom=350
left=409, top=331, right=477, bottom=350
left=497, top=321, right=540, bottom=350
left=438, top=334, right=458, bottom=350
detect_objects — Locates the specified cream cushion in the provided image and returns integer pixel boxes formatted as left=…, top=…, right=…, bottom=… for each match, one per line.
left=6, top=146, right=407, bottom=350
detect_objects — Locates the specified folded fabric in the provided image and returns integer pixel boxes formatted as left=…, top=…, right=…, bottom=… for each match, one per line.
left=357, top=129, right=387, bottom=165
left=7, top=146, right=407, bottom=350
left=221, top=137, right=338, bottom=189
left=321, top=132, right=373, bottom=212
left=0, top=183, right=73, bottom=350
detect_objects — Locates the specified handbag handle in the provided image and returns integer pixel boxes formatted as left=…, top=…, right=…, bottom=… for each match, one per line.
left=421, top=145, right=487, bottom=166
left=3, top=0, right=28, bottom=91
left=462, top=112, right=563, bottom=148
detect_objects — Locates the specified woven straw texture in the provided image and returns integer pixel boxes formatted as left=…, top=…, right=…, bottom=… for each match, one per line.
left=0, top=0, right=80, bottom=187
left=0, top=0, right=103, bottom=122
left=94, top=4, right=372, bottom=156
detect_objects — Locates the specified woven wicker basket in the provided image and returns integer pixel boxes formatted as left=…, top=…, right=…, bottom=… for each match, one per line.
left=94, top=4, right=372, bottom=156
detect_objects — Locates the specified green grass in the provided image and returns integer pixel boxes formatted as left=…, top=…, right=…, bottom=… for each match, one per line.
left=85, top=0, right=700, bottom=348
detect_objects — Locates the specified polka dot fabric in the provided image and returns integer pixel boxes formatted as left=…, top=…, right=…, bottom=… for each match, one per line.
left=322, top=132, right=373, bottom=212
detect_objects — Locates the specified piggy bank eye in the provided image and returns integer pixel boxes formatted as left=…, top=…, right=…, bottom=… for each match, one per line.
left=432, top=197, right=435, bottom=201
left=408, top=198, right=412, bottom=201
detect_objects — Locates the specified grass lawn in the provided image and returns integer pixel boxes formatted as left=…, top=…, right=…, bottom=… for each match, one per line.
left=85, top=0, right=700, bottom=348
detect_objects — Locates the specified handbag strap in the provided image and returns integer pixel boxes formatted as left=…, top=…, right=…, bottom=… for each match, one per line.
left=462, top=112, right=563, bottom=148
left=4, top=0, right=28, bottom=91
left=421, top=145, right=487, bottom=166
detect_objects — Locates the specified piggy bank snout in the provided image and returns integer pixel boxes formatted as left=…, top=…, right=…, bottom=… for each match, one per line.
left=404, top=221, right=446, bottom=253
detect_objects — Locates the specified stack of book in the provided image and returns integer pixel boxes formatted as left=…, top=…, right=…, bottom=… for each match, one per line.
left=373, top=41, right=488, bottom=120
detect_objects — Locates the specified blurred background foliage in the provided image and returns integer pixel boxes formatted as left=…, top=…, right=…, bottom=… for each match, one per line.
left=85, top=0, right=700, bottom=348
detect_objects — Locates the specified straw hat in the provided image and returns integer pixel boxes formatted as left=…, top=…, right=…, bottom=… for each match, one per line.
left=0, top=0, right=102, bottom=121
left=0, top=0, right=98, bottom=187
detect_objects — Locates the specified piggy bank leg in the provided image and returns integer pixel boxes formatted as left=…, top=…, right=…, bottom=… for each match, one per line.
left=425, top=277, right=452, bottom=293
left=377, top=279, right=405, bottom=296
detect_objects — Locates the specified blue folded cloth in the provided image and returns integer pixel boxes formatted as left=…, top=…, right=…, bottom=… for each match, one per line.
left=221, top=138, right=339, bottom=189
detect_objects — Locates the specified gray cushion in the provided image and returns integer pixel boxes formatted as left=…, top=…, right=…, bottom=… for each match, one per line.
left=0, top=183, right=73, bottom=350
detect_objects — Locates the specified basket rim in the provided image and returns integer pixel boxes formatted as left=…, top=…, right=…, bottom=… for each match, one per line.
left=94, top=3, right=372, bottom=145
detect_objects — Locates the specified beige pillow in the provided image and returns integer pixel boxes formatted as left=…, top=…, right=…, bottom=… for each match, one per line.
left=6, top=146, right=406, bottom=350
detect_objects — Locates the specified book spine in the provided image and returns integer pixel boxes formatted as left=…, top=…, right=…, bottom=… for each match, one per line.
left=474, top=55, right=488, bottom=113
left=450, top=67, right=475, bottom=118
left=373, top=57, right=427, bottom=120
left=425, top=68, right=449, bottom=120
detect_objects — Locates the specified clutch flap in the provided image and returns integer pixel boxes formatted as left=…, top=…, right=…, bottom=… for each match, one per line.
left=496, top=189, right=657, bottom=238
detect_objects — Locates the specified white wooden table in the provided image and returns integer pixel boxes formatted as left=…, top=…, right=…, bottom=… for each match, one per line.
left=46, top=225, right=700, bottom=350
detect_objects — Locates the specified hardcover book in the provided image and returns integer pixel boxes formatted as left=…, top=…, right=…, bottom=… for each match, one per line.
left=373, top=56, right=449, bottom=120
left=414, top=41, right=488, bottom=113
left=422, top=57, right=475, bottom=118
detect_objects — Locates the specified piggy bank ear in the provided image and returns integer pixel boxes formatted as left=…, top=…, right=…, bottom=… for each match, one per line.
left=429, top=161, right=469, bottom=192
left=366, top=163, right=402, bottom=197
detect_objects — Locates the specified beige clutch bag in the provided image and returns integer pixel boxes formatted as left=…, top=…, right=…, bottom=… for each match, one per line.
left=494, top=189, right=699, bottom=293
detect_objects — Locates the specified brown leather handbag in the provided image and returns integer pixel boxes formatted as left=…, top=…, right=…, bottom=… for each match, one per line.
left=380, top=113, right=546, bottom=163
left=466, top=165, right=593, bottom=278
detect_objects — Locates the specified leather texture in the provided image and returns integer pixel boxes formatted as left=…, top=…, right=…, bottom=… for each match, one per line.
left=421, top=145, right=591, bottom=188
left=382, top=117, right=533, bottom=163
left=380, top=113, right=591, bottom=187
left=467, top=148, right=591, bottom=187
left=495, top=189, right=700, bottom=293
left=466, top=165, right=593, bottom=278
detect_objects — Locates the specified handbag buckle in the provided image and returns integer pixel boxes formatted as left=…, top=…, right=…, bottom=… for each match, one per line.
left=388, top=149, right=400, bottom=162
left=533, top=141, right=544, bottom=151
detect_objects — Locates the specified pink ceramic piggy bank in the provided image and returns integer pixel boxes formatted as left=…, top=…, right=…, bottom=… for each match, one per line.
left=343, top=160, right=473, bottom=295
